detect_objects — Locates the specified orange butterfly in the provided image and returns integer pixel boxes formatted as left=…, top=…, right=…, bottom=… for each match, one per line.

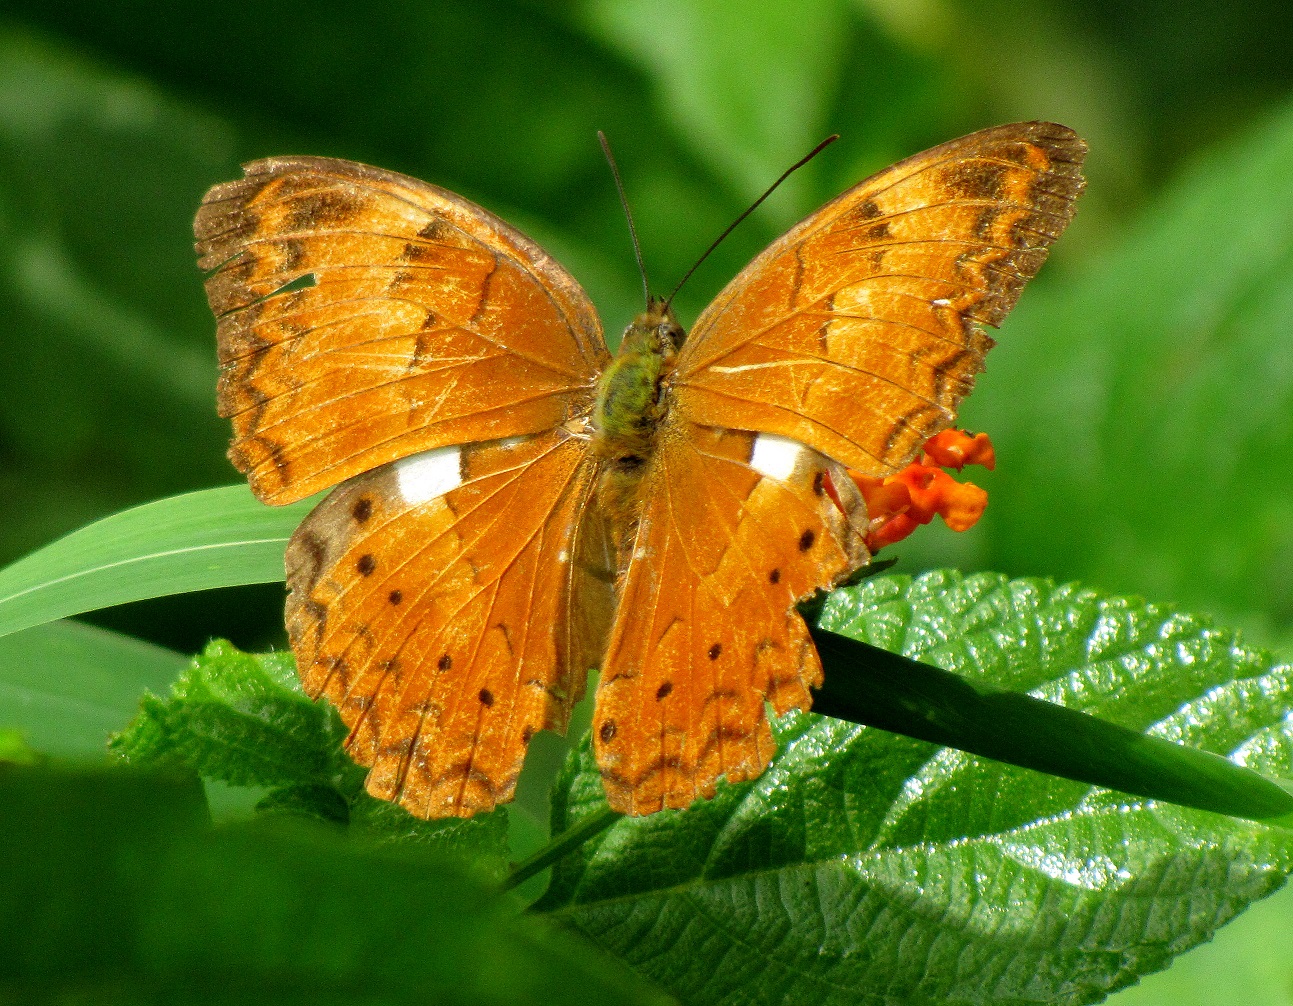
left=195, top=122, right=1085, bottom=818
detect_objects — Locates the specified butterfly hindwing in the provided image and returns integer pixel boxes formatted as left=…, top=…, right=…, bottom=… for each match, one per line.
left=592, top=424, right=868, bottom=814
left=285, top=430, right=611, bottom=817
left=195, top=157, right=608, bottom=504
left=674, top=121, right=1087, bottom=477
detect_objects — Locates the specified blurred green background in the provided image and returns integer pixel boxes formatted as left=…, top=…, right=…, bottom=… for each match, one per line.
left=1, top=2, right=1291, bottom=1000
left=2, top=0, right=1292, bottom=653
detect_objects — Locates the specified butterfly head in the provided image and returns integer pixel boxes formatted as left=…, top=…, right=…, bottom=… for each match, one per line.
left=627, top=295, right=685, bottom=356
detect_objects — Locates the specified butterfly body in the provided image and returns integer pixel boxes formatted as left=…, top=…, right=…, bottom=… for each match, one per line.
left=196, top=122, right=1087, bottom=819
left=590, top=298, right=687, bottom=560
left=592, top=298, right=683, bottom=462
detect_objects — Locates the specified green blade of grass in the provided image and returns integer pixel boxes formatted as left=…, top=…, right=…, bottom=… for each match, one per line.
left=0, top=485, right=311, bottom=640
left=810, top=625, right=1293, bottom=825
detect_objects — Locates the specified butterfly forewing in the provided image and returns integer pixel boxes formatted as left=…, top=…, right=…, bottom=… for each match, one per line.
left=195, top=156, right=608, bottom=504
left=285, top=430, right=612, bottom=817
left=593, top=424, right=869, bottom=814
left=674, top=121, right=1087, bottom=477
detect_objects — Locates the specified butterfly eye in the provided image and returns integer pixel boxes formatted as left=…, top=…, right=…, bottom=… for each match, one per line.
left=657, top=320, right=685, bottom=350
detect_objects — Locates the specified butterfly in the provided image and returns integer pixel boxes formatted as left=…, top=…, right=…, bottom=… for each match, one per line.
left=195, top=121, right=1086, bottom=818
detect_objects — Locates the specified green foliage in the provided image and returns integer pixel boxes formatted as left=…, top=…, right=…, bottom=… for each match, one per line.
left=0, top=485, right=311, bottom=640
left=0, top=761, right=667, bottom=1005
left=0, top=727, right=37, bottom=764
left=111, top=641, right=351, bottom=788
left=112, top=640, right=511, bottom=879
left=963, top=98, right=1293, bottom=650
left=537, top=572, right=1293, bottom=1005
left=0, top=26, right=237, bottom=571
left=1113, top=876, right=1293, bottom=1004
left=0, top=619, right=184, bottom=756
left=809, top=614, right=1293, bottom=825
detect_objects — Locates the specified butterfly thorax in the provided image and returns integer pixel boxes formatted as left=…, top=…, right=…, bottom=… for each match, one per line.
left=591, top=297, right=685, bottom=467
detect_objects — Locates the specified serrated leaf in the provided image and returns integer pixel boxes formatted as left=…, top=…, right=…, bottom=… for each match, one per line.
left=1111, top=879, right=1293, bottom=1005
left=254, top=782, right=352, bottom=826
left=0, top=762, right=668, bottom=1005
left=808, top=609, right=1293, bottom=825
left=112, top=640, right=352, bottom=789
left=115, top=639, right=512, bottom=878
left=0, top=485, right=311, bottom=641
left=349, top=792, right=512, bottom=883
left=538, top=571, right=1293, bottom=1006
left=0, top=619, right=185, bottom=756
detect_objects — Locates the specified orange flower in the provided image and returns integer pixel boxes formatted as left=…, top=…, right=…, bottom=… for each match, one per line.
left=920, top=428, right=995, bottom=471
left=848, top=429, right=994, bottom=552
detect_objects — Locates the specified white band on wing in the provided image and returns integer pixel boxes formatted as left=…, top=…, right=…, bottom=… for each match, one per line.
left=748, top=432, right=805, bottom=482
left=394, top=445, right=463, bottom=504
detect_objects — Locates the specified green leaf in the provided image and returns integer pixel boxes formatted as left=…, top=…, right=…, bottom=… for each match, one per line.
left=0, top=26, right=253, bottom=578
left=538, top=571, right=1293, bottom=1006
left=0, top=619, right=185, bottom=756
left=967, top=96, right=1293, bottom=645
left=1111, top=879, right=1293, bottom=1005
left=0, top=761, right=669, bottom=1005
left=0, top=484, right=310, bottom=641
left=115, top=639, right=512, bottom=878
left=0, top=727, right=38, bottom=764
left=348, top=792, right=512, bottom=880
left=112, top=640, right=351, bottom=789
left=808, top=625, right=1293, bottom=824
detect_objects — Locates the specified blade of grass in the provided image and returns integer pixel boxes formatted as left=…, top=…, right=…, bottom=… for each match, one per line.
left=810, top=626, right=1293, bottom=826
left=505, top=808, right=620, bottom=892
left=0, top=485, right=312, bottom=640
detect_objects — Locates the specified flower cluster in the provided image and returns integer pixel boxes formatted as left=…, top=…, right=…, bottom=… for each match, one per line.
left=848, top=429, right=995, bottom=553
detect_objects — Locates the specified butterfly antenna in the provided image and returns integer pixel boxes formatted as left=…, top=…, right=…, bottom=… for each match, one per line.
left=664, top=134, right=839, bottom=311
left=599, top=130, right=651, bottom=309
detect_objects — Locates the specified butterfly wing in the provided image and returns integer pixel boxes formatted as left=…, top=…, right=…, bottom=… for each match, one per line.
left=593, top=122, right=1086, bottom=814
left=196, top=157, right=615, bottom=817
left=195, top=156, right=608, bottom=504
left=286, top=430, right=614, bottom=817
left=673, top=121, right=1087, bottom=475
left=593, top=423, right=868, bottom=815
